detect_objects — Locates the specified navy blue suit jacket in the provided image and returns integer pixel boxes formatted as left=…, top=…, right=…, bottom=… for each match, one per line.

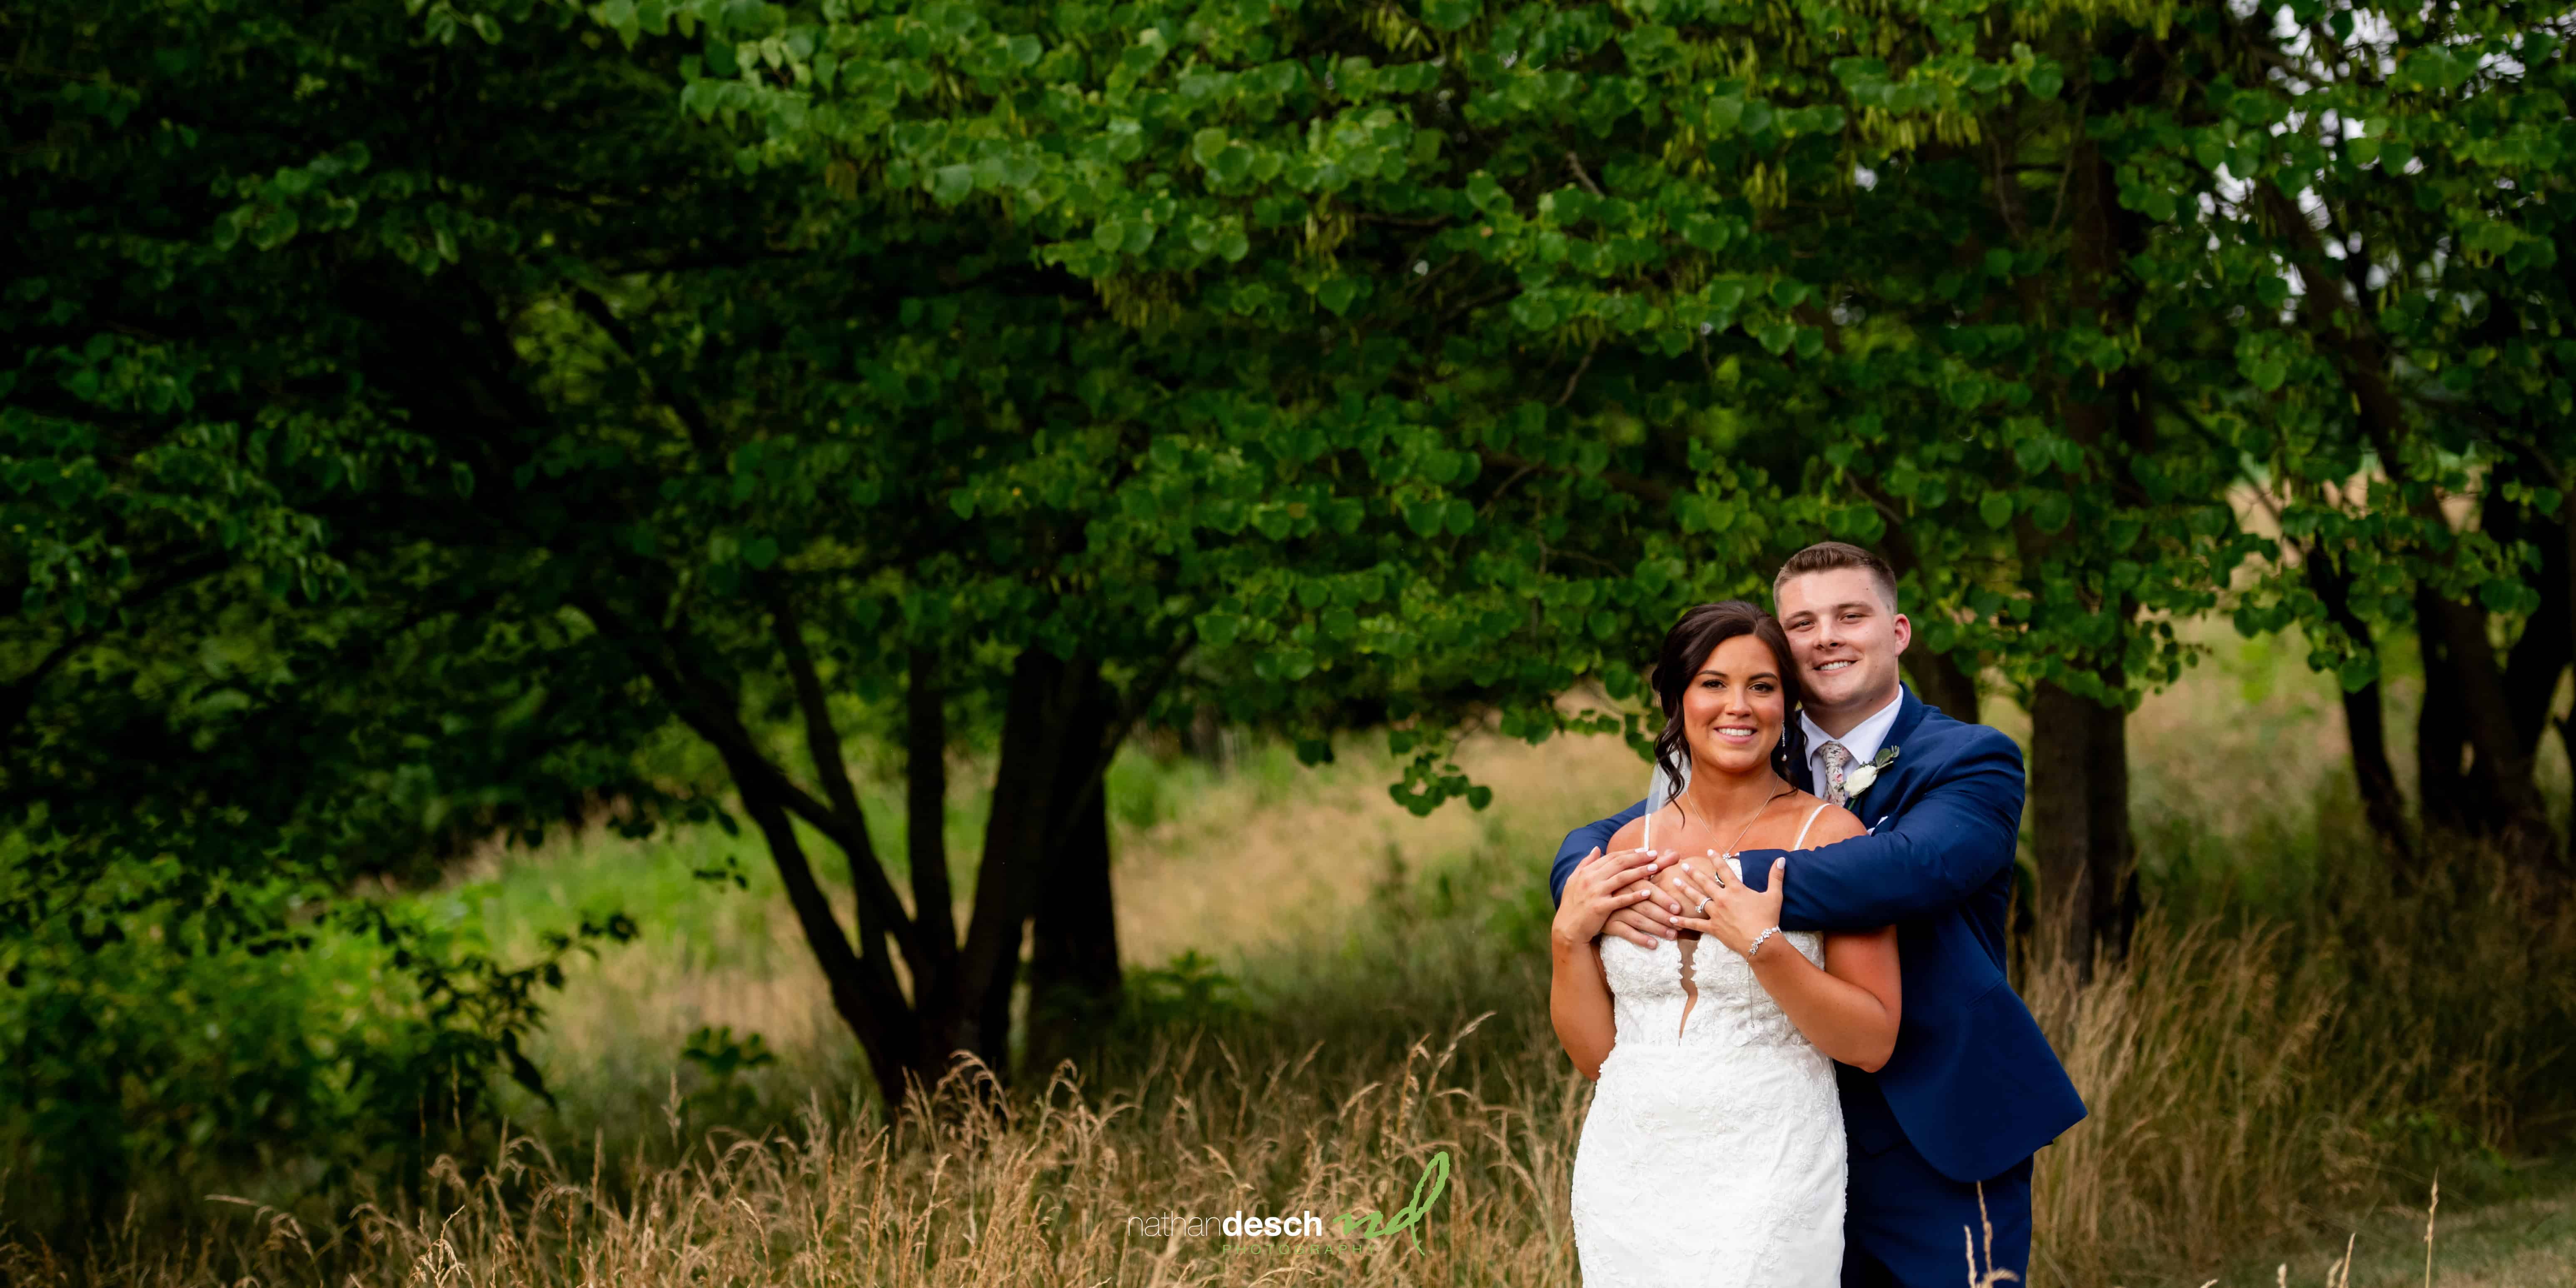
left=1549, top=686, right=2086, bottom=1183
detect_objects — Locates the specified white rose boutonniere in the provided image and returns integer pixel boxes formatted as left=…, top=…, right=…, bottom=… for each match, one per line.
left=1842, top=745, right=1900, bottom=802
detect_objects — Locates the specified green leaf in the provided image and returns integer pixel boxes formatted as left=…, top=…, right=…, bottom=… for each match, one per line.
left=2029, top=491, right=2072, bottom=533
left=1979, top=491, right=2015, bottom=529
left=1197, top=612, right=1243, bottom=648
left=1422, top=0, right=1476, bottom=32
left=1444, top=497, right=1475, bottom=535
left=1191, top=127, right=1229, bottom=168
left=1510, top=293, right=1561, bottom=331
left=1403, top=500, right=1445, bottom=537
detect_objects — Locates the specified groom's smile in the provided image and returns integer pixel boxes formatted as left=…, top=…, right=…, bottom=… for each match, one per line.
left=1775, top=566, right=1912, bottom=726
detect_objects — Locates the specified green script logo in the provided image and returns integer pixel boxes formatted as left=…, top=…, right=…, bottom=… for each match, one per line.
left=1142, top=1150, right=1453, bottom=1258
left=1330, top=1149, right=1450, bottom=1251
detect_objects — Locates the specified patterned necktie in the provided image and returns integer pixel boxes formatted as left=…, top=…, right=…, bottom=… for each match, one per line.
left=1819, top=740, right=1852, bottom=808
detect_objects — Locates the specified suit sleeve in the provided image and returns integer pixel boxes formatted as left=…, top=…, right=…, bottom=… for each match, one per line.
left=1550, top=799, right=1650, bottom=907
left=1730, top=728, right=2024, bottom=932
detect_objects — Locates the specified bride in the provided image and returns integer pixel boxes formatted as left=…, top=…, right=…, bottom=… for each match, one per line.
left=1550, top=600, right=1903, bottom=1287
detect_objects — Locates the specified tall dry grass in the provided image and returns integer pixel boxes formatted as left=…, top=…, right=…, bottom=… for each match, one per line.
left=4, top=1016, right=1587, bottom=1286
left=7, top=839, right=2570, bottom=1288
left=10, top=633, right=2573, bottom=1285
left=2027, top=845, right=2576, bottom=1284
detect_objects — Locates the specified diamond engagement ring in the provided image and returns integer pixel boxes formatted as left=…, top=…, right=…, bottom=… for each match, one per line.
left=1692, top=897, right=1710, bottom=916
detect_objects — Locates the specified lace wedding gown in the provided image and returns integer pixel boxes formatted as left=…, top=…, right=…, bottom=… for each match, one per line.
left=1568, top=802, right=1845, bottom=1287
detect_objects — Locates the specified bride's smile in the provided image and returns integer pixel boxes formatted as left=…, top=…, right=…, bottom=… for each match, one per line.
left=1683, top=632, right=1789, bottom=778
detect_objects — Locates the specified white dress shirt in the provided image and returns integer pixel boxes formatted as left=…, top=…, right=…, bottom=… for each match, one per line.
left=1800, top=688, right=1904, bottom=798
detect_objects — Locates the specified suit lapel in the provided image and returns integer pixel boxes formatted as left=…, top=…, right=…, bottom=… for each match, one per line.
left=1856, top=685, right=1927, bottom=826
left=1885, top=684, right=1927, bottom=747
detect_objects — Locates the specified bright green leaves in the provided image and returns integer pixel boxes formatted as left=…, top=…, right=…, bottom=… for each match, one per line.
left=1979, top=491, right=2015, bottom=530
left=2026, top=490, right=2073, bottom=534
left=1420, top=0, right=1477, bottom=32
left=2392, top=43, right=2480, bottom=93
left=1507, top=291, right=1562, bottom=331
left=2236, top=331, right=2299, bottom=394
left=1191, top=126, right=1230, bottom=169
left=546, top=0, right=2576, bottom=819
left=2023, top=60, right=2063, bottom=100
left=1091, top=215, right=1156, bottom=254
left=1195, top=606, right=1245, bottom=648
left=1191, top=126, right=1266, bottom=189
left=1187, top=214, right=1252, bottom=263
left=1400, top=497, right=1476, bottom=538
left=1679, top=212, right=1737, bottom=252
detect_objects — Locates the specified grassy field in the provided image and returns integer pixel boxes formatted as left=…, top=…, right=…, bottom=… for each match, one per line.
left=2226, top=1161, right=2576, bottom=1288
left=7, top=621, right=2574, bottom=1286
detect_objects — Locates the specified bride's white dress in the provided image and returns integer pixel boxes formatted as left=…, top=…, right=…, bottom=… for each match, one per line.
left=1569, top=801, right=1846, bottom=1287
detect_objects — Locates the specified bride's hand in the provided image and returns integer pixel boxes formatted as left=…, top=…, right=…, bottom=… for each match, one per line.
left=1669, top=853, right=1786, bottom=958
left=1551, top=847, right=1664, bottom=950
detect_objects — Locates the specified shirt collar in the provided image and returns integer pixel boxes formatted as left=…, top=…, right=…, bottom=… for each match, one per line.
left=1801, top=688, right=1906, bottom=769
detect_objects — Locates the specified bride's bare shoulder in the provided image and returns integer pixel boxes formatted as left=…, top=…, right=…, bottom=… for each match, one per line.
left=1789, top=793, right=1868, bottom=849
left=1607, top=814, right=1651, bottom=853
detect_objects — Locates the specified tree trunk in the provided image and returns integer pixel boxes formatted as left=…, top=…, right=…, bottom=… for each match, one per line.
left=2085, top=692, right=2138, bottom=964
left=942, top=649, right=1105, bottom=1091
left=905, top=649, right=959, bottom=1093
left=2420, top=589, right=2558, bottom=870
left=623, top=592, right=1151, bottom=1116
left=1903, top=646, right=1981, bottom=727
left=730, top=766, right=919, bottom=1109
left=2262, top=176, right=2559, bottom=877
left=2028, top=681, right=2094, bottom=978
left=1026, top=716, right=1122, bottom=1077
left=2029, top=679, right=2133, bottom=982
left=2305, top=546, right=2413, bottom=859
left=2417, top=586, right=2475, bottom=835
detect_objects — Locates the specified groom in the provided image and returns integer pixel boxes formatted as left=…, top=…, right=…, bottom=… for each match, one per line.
left=1548, top=541, right=2085, bottom=1287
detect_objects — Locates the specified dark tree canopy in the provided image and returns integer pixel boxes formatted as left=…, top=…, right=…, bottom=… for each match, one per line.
left=5, top=0, right=2571, bottom=1221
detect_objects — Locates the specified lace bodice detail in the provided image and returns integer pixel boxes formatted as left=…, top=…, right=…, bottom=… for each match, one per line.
left=1568, top=843, right=1845, bottom=1287
left=1596, top=864, right=1829, bottom=1051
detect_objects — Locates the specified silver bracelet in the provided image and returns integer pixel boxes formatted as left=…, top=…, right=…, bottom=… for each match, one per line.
left=1746, top=926, right=1782, bottom=960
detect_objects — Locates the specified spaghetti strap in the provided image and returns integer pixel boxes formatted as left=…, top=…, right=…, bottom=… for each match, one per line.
left=1790, top=802, right=1831, bottom=850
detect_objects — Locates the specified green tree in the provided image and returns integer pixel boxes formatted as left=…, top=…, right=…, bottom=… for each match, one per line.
left=2200, top=1, right=2574, bottom=875
left=6, top=0, right=1783, bottom=1144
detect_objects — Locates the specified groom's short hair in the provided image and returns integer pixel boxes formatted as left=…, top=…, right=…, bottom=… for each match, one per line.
left=1774, top=541, right=1900, bottom=613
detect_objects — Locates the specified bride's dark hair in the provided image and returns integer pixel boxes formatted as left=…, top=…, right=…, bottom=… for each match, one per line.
left=1647, top=600, right=1803, bottom=814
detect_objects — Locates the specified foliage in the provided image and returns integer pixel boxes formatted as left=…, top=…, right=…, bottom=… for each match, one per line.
left=8, top=0, right=2575, bottom=1231
left=0, top=847, right=633, bottom=1230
